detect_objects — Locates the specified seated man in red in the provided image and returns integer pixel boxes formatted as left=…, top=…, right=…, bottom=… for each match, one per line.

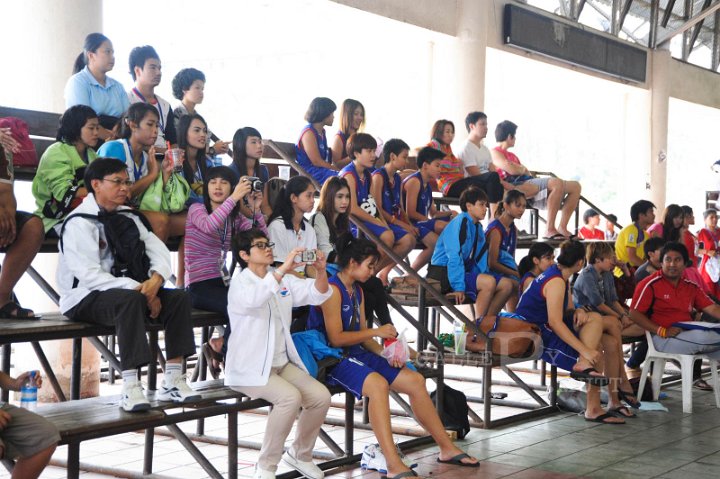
left=630, top=242, right=720, bottom=373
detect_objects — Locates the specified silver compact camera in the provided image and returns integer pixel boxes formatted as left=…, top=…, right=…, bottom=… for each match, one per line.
left=301, top=250, right=317, bottom=263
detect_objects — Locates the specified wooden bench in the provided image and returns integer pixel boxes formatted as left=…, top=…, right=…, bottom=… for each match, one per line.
left=33, top=379, right=269, bottom=479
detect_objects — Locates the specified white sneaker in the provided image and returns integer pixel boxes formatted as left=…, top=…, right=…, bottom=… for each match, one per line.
left=361, top=443, right=387, bottom=473
left=360, top=443, right=417, bottom=473
left=252, top=465, right=275, bottom=479
left=156, top=373, right=201, bottom=403
left=121, top=381, right=151, bottom=412
left=282, top=451, right=324, bottom=479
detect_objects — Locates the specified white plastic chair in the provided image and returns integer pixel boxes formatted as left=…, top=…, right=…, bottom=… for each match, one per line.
left=638, top=331, right=720, bottom=413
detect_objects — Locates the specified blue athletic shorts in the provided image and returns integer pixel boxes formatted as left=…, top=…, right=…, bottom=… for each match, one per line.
left=413, top=218, right=448, bottom=240
left=326, top=349, right=403, bottom=399
left=538, top=312, right=579, bottom=371
left=356, top=220, right=409, bottom=242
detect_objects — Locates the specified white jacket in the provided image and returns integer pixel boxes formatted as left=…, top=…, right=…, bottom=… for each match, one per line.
left=224, top=267, right=332, bottom=387
left=57, top=194, right=173, bottom=314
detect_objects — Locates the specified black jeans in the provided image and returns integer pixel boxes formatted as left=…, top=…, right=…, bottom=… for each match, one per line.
left=447, top=172, right=504, bottom=203
left=67, top=288, right=196, bottom=370
left=188, top=277, right=230, bottom=356
left=359, top=277, right=393, bottom=326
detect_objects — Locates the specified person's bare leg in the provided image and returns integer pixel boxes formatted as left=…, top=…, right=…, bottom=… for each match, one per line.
left=11, top=443, right=56, bottom=479
left=544, top=178, right=563, bottom=237
left=505, top=290, right=518, bottom=313
left=141, top=210, right=170, bottom=242
left=411, top=232, right=437, bottom=271
left=474, top=274, right=496, bottom=319
left=0, top=216, right=43, bottom=312
left=487, top=278, right=514, bottom=316
left=377, top=232, right=414, bottom=285
left=557, top=180, right=581, bottom=237
left=363, top=373, right=412, bottom=477
left=391, top=369, right=478, bottom=465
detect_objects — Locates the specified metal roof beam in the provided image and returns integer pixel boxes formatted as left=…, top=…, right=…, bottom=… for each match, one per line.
left=661, top=0, right=677, bottom=27
left=657, top=0, right=720, bottom=47
left=618, top=0, right=634, bottom=30
left=688, top=0, right=713, bottom=55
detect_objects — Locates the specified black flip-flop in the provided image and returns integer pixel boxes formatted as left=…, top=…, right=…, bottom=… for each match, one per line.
left=570, top=367, right=610, bottom=387
left=380, top=471, right=418, bottom=479
left=618, top=388, right=641, bottom=408
left=542, top=233, right=566, bottom=240
left=610, top=406, right=637, bottom=418
left=585, top=412, right=625, bottom=424
left=437, top=453, right=480, bottom=468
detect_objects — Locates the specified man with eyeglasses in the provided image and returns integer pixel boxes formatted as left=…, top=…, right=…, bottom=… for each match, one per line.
left=57, top=157, right=199, bottom=412
left=630, top=242, right=720, bottom=364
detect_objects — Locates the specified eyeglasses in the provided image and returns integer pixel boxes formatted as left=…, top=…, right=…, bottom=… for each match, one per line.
left=102, top=178, right=134, bottom=187
left=250, top=242, right=275, bottom=250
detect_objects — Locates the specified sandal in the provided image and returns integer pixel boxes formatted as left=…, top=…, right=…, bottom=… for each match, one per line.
left=436, top=453, right=480, bottom=468
left=0, top=301, right=37, bottom=320
left=694, top=379, right=714, bottom=391
left=610, top=405, right=637, bottom=418
left=618, top=388, right=641, bottom=408
left=584, top=412, right=625, bottom=424
left=201, top=342, right=223, bottom=379
left=570, top=367, right=610, bottom=387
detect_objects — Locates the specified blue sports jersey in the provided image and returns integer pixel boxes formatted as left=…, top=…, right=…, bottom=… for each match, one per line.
left=340, top=161, right=378, bottom=218
left=515, top=264, right=567, bottom=326
left=401, top=171, right=433, bottom=218
left=486, top=219, right=517, bottom=256
left=295, top=124, right=337, bottom=185
left=307, top=275, right=364, bottom=355
left=373, top=167, right=402, bottom=217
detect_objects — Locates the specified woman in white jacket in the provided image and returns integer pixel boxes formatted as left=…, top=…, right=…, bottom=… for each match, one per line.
left=225, top=228, right=332, bottom=479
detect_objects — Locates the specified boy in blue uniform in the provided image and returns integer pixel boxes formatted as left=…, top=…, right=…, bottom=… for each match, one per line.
left=427, top=187, right=514, bottom=319
left=340, top=133, right=414, bottom=285
left=401, top=146, right=454, bottom=272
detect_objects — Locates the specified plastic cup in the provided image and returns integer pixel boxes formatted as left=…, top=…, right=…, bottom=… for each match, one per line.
left=167, top=148, right=184, bottom=171
left=453, top=331, right=468, bottom=355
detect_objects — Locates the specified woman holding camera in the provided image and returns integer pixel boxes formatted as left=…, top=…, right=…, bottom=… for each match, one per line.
left=226, top=228, right=331, bottom=479
left=185, top=166, right=267, bottom=376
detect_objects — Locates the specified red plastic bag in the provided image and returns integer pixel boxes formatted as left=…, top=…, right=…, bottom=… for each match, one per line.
left=0, top=117, right=38, bottom=167
left=381, top=331, right=410, bottom=365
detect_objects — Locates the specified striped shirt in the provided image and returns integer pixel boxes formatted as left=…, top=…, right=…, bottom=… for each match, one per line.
left=184, top=198, right=267, bottom=286
left=429, top=140, right=463, bottom=196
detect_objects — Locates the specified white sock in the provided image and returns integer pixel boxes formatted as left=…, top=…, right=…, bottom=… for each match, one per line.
left=165, top=363, right=182, bottom=383
left=122, top=370, right=139, bottom=386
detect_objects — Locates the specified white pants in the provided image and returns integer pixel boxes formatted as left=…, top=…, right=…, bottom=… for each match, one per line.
left=232, top=363, right=331, bottom=472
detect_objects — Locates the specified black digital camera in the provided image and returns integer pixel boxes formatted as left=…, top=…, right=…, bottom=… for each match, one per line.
left=245, top=176, right=263, bottom=192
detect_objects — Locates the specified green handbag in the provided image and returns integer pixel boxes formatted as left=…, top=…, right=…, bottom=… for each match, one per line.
left=138, top=172, right=190, bottom=213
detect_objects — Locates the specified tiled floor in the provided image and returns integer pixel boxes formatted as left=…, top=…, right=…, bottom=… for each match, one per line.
left=3, top=364, right=720, bottom=479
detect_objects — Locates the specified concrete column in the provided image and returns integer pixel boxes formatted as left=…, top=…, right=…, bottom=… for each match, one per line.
left=649, top=48, right=671, bottom=209
left=1, top=0, right=103, bottom=401
left=0, top=0, right=102, bottom=112
left=453, top=0, right=490, bottom=115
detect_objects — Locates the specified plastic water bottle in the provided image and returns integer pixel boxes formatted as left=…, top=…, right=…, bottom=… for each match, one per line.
left=20, top=371, right=38, bottom=411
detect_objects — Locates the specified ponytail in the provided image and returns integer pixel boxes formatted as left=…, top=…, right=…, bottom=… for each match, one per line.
left=495, top=189, right=526, bottom=218
left=73, top=33, right=111, bottom=75
left=336, top=236, right=380, bottom=269
left=556, top=240, right=585, bottom=268
left=518, top=242, right=554, bottom=277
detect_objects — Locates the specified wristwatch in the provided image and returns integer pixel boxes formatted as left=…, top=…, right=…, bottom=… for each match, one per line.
left=208, top=146, right=216, bottom=157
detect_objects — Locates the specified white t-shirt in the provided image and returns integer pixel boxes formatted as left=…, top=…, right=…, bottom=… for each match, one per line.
left=458, top=140, right=492, bottom=177
left=268, top=217, right=318, bottom=273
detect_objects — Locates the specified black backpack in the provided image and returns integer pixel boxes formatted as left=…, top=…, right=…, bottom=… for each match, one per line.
left=61, top=209, right=152, bottom=283
left=430, top=385, right=470, bottom=439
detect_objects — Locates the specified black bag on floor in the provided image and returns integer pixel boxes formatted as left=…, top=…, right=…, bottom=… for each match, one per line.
left=430, top=385, right=470, bottom=439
